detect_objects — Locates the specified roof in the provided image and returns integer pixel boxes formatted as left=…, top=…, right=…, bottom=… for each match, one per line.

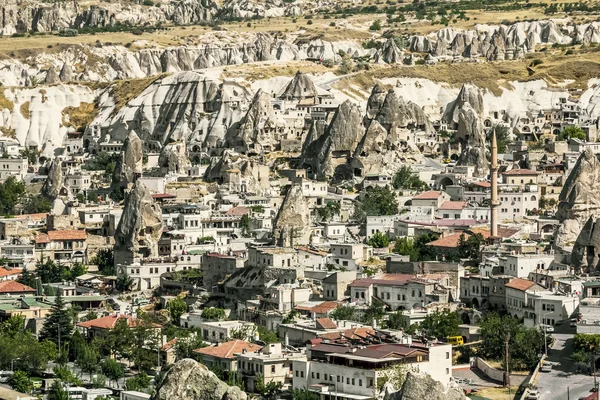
left=346, top=343, right=427, bottom=360
left=225, top=206, right=250, bottom=216
left=77, top=314, right=161, bottom=330
left=0, top=280, right=35, bottom=293
left=471, top=181, right=491, bottom=188
left=297, top=246, right=328, bottom=257
left=439, top=201, right=467, bottom=210
left=193, top=340, right=262, bottom=359
left=471, top=227, right=520, bottom=239
left=295, top=301, right=339, bottom=314
left=412, top=191, right=443, bottom=200
left=315, top=318, right=337, bottom=330
left=0, top=267, right=21, bottom=278
left=161, top=338, right=178, bottom=351
left=319, top=327, right=375, bottom=341
left=349, top=274, right=414, bottom=288
left=35, top=233, right=50, bottom=244
left=152, top=193, right=177, bottom=199
left=425, top=233, right=465, bottom=248
left=14, top=213, right=48, bottom=221
left=505, top=278, right=536, bottom=291
left=47, top=230, right=87, bottom=241
left=502, top=168, right=539, bottom=176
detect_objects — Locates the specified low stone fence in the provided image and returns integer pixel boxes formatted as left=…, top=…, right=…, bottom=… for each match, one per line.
left=474, top=357, right=528, bottom=386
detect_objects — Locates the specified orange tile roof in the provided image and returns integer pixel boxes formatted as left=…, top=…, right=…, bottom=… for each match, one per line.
left=0, top=267, right=21, bottom=278
left=77, top=314, right=160, bottom=330
left=505, top=278, right=536, bottom=291
left=161, top=338, right=178, bottom=351
left=310, top=301, right=340, bottom=314
left=0, top=280, right=35, bottom=293
left=35, top=234, right=50, bottom=244
left=425, top=233, right=465, bottom=248
left=319, top=327, right=375, bottom=341
left=47, top=230, right=87, bottom=241
left=193, top=340, right=263, bottom=359
left=439, top=201, right=467, bottom=210
left=225, top=206, right=250, bottom=216
left=502, top=169, right=539, bottom=176
left=472, top=181, right=491, bottom=188
left=413, top=191, right=443, bottom=200
left=470, top=227, right=520, bottom=239
left=316, top=318, right=337, bottom=330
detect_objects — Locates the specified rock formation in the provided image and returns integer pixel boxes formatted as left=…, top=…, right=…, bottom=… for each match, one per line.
left=280, top=71, right=319, bottom=101
left=45, top=67, right=58, bottom=85
left=59, top=63, right=73, bottom=82
left=225, top=89, right=286, bottom=153
left=114, top=182, right=163, bottom=266
left=114, top=130, right=143, bottom=188
left=455, top=104, right=487, bottom=176
left=273, top=184, right=311, bottom=247
left=384, top=372, right=465, bottom=400
left=42, top=160, right=67, bottom=200
left=159, top=141, right=191, bottom=175
left=443, top=84, right=485, bottom=125
left=152, top=359, right=246, bottom=400
left=375, top=89, right=434, bottom=136
left=555, top=150, right=600, bottom=270
left=301, top=100, right=365, bottom=179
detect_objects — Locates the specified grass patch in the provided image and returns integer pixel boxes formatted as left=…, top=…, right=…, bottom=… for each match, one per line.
left=111, top=75, right=166, bottom=113
left=223, top=62, right=330, bottom=81
left=62, top=102, right=98, bottom=131
left=20, top=101, right=30, bottom=119
left=0, top=126, right=16, bottom=138
left=0, top=90, right=14, bottom=112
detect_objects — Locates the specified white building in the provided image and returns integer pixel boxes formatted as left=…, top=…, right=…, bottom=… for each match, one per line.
left=499, top=254, right=555, bottom=279
left=0, top=158, right=27, bottom=180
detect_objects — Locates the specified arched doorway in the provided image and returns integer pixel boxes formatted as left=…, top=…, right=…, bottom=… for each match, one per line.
left=472, top=298, right=480, bottom=309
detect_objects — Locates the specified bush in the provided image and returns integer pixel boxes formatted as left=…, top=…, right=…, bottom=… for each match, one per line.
left=143, top=0, right=153, bottom=5
left=369, top=19, right=382, bottom=31
left=307, top=19, right=313, bottom=25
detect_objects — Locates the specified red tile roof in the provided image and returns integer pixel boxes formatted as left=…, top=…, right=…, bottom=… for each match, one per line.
left=0, top=280, right=35, bottom=293
left=225, top=206, right=250, bottom=216
left=152, top=193, right=177, bottom=199
left=0, top=267, right=21, bottom=278
left=319, top=327, right=375, bottom=341
left=472, top=181, right=491, bottom=188
left=505, top=278, right=536, bottom=291
left=413, top=191, right=443, bottom=200
left=77, top=314, right=160, bottom=330
left=439, top=201, right=467, bottom=210
left=425, top=233, right=465, bottom=248
left=35, top=234, right=50, bottom=244
left=14, top=213, right=48, bottom=221
left=502, top=169, right=539, bottom=176
left=193, top=340, right=262, bottom=359
left=48, top=230, right=87, bottom=241
left=315, top=318, right=337, bottom=330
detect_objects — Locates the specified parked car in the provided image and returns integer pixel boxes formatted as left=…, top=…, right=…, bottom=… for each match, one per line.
left=527, top=389, right=541, bottom=400
left=541, top=363, right=553, bottom=372
left=0, top=370, right=13, bottom=383
left=539, top=324, right=554, bottom=333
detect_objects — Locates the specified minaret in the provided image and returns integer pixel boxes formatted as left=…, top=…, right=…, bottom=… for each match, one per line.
left=490, top=129, right=499, bottom=238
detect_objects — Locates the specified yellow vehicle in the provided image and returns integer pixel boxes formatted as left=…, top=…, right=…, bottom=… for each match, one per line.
left=446, top=336, right=464, bottom=345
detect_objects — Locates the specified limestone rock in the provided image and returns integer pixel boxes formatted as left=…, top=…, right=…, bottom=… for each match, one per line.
left=59, top=63, right=73, bottom=82
left=42, top=160, right=67, bottom=200
left=555, top=150, right=600, bottom=248
left=376, top=89, right=434, bottom=135
left=226, top=88, right=285, bottom=153
left=455, top=104, right=487, bottom=176
left=379, top=38, right=404, bottom=64
left=159, top=141, right=191, bottom=175
left=45, top=67, right=59, bottom=85
left=386, top=372, right=465, bottom=400
left=365, top=84, right=387, bottom=120
left=114, top=130, right=143, bottom=187
left=152, top=358, right=246, bottom=400
left=273, top=184, right=311, bottom=247
left=279, top=70, right=318, bottom=101
left=443, top=84, right=484, bottom=125
left=114, top=182, right=163, bottom=265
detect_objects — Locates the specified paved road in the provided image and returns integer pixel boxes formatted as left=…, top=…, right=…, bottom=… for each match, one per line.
left=538, top=324, right=597, bottom=400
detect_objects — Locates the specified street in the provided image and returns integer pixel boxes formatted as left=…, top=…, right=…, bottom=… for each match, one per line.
left=537, top=324, right=597, bottom=400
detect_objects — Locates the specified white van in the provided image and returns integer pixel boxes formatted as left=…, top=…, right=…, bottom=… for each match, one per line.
left=0, top=370, right=13, bottom=383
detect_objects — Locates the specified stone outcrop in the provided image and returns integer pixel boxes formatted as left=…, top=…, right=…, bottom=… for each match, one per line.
left=273, top=184, right=311, bottom=247
left=204, top=151, right=269, bottom=193
left=301, top=100, right=365, bottom=179
left=114, top=130, right=143, bottom=188
left=225, top=89, right=286, bottom=153
left=42, top=160, right=66, bottom=200
left=280, top=71, right=319, bottom=101
left=59, top=63, right=73, bottom=82
left=555, top=150, right=600, bottom=265
left=45, top=67, right=58, bottom=85
left=443, top=84, right=485, bottom=125
left=159, top=141, right=191, bottom=175
left=114, top=182, right=163, bottom=266
left=375, top=89, right=434, bottom=135
left=455, top=104, right=487, bottom=176
left=385, top=372, right=465, bottom=400
left=152, top=358, right=246, bottom=400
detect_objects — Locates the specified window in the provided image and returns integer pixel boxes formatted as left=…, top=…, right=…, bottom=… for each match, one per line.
left=324, top=374, right=328, bottom=380
left=359, top=379, right=363, bottom=387
left=446, top=368, right=450, bottom=374
left=295, top=371, right=299, bottom=377
left=346, top=378, right=350, bottom=384
left=312, top=372, right=315, bottom=379
left=271, top=365, right=276, bottom=373
left=316, top=373, right=320, bottom=379
left=352, top=378, right=355, bottom=385
left=446, top=352, right=450, bottom=359
left=337, top=376, right=341, bottom=383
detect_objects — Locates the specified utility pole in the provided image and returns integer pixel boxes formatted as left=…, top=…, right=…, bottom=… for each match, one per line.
left=504, top=333, right=511, bottom=394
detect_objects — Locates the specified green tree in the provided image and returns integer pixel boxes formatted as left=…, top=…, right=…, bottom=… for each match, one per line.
left=330, top=305, right=355, bottom=321
left=0, top=331, right=56, bottom=374
left=362, top=303, right=386, bottom=324
left=77, top=343, right=100, bottom=380
left=559, top=126, right=586, bottom=141
left=116, top=273, right=134, bottom=292
left=257, top=326, right=279, bottom=344
left=168, top=297, right=188, bottom=324
left=53, top=365, right=83, bottom=386
left=9, top=370, right=33, bottom=394
left=368, top=231, right=390, bottom=248
left=387, top=311, right=410, bottom=330
left=20, top=148, right=40, bottom=165
left=81, top=310, right=98, bottom=322
left=0, top=176, right=26, bottom=215
left=291, top=388, right=320, bottom=400
left=369, top=19, right=382, bottom=31
left=392, top=166, right=429, bottom=191
left=0, top=315, right=25, bottom=337
left=23, top=196, right=52, bottom=214
left=393, top=237, right=419, bottom=261
left=458, top=233, right=485, bottom=260
left=105, top=318, right=135, bottom=359
left=419, top=310, right=460, bottom=340
left=174, top=334, right=207, bottom=361
left=201, top=307, right=226, bottom=321
left=316, top=201, right=341, bottom=222
left=354, top=187, right=398, bottom=222
left=48, top=380, right=69, bottom=400
left=40, top=292, right=74, bottom=348
left=255, top=374, right=283, bottom=396
left=70, top=262, right=88, bottom=278
left=17, top=267, right=36, bottom=288
left=92, top=249, right=115, bottom=276
left=488, top=125, right=511, bottom=154
left=101, top=358, right=125, bottom=387
left=240, top=214, right=252, bottom=237
left=124, top=372, right=152, bottom=393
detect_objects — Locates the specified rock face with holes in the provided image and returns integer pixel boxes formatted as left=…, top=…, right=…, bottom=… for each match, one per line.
left=42, top=160, right=67, bottom=200
left=443, top=84, right=485, bottom=125
left=273, top=184, right=311, bottom=247
left=455, top=104, right=487, bottom=177
left=114, top=130, right=143, bottom=188
left=555, top=150, right=600, bottom=271
left=158, top=140, right=191, bottom=175
left=279, top=70, right=319, bottom=101
left=152, top=358, right=246, bottom=400
left=384, top=371, right=465, bottom=400
left=114, top=182, right=163, bottom=266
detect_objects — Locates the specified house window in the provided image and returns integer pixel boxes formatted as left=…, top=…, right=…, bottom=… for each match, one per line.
left=352, top=378, right=355, bottom=385
left=359, top=379, right=363, bottom=387
left=271, top=366, right=276, bottom=373
left=316, top=373, right=320, bottom=379
left=446, top=352, right=450, bottom=359
left=446, top=368, right=450, bottom=374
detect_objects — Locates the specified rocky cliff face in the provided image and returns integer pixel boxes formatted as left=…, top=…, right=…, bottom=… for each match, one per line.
left=300, top=100, right=365, bottom=180
left=443, top=84, right=485, bottom=125
left=273, top=184, right=311, bottom=247
left=225, top=88, right=286, bottom=153
left=114, top=182, right=163, bottom=265
left=384, top=372, right=465, bottom=400
left=153, top=359, right=246, bottom=400
left=375, top=89, right=434, bottom=136
left=42, top=159, right=66, bottom=200
left=114, top=130, right=143, bottom=188
left=555, top=150, right=600, bottom=255
left=158, top=140, right=191, bottom=175
left=280, top=70, right=319, bottom=101
left=455, top=104, right=487, bottom=176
